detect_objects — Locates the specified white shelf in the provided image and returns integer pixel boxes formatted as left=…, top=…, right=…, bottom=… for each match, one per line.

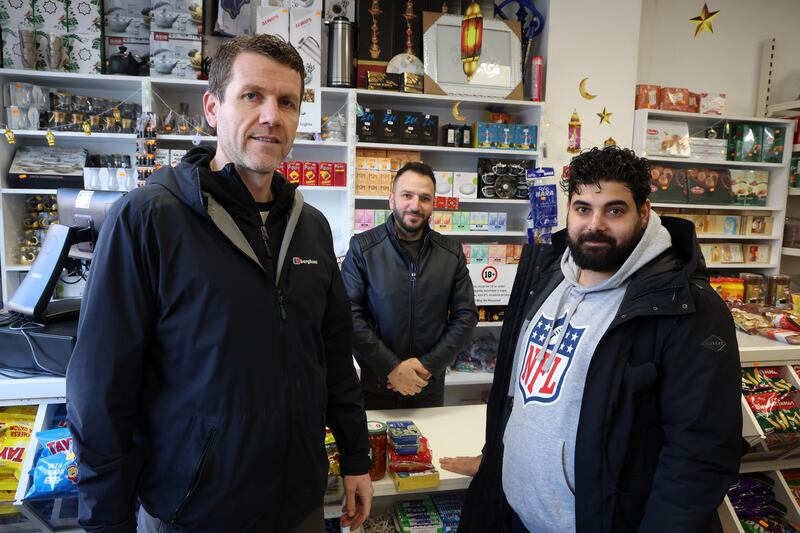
left=789, top=188, right=800, bottom=196
left=156, top=134, right=216, bottom=142
left=9, top=130, right=137, bottom=141
left=2, top=188, right=57, bottom=195
left=644, top=155, right=785, bottom=168
left=355, top=88, right=544, bottom=109
left=738, top=331, right=800, bottom=364
left=356, top=142, right=540, bottom=157
left=353, top=195, right=529, bottom=205
left=644, top=108, right=794, bottom=124
left=298, top=186, right=348, bottom=192
left=368, top=404, right=485, bottom=497
left=445, top=370, right=494, bottom=386
left=149, top=77, right=209, bottom=89
left=0, top=68, right=144, bottom=91
left=705, top=263, right=777, bottom=269
left=652, top=202, right=778, bottom=212
left=476, top=321, right=503, bottom=328
left=353, top=228, right=527, bottom=237
left=293, top=139, right=348, bottom=148
left=697, top=234, right=781, bottom=241
left=0, top=376, right=65, bottom=404
left=767, top=100, right=800, bottom=117
left=783, top=247, right=800, bottom=257
left=5, top=265, right=31, bottom=272
left=794, top=144, right=800, bottom=153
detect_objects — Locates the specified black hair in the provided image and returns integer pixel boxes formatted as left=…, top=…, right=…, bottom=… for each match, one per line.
left=393, top=161, right=437, bottom=190
left=560, top=146, right=651, bottom=208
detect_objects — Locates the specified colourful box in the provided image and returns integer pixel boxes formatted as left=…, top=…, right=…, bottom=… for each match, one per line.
left=470, top=211, right=489, bottom=231
left=762, top=126, right=786, bottom=163
left=286, top=161, right=302, bottom=184
left=745, top=244, right=771, bottom=264
left=470, top=244, right=488, bottom=264
left=474, top=122, right=494, bottom=148
left=302, top=161, right=318, bottom=186
left=493, top=123, right=514, bottom=149
left=514, top=124, right=536, bottom=150
left=318, top=162, right=333, bottom=186
left=333, top=162, right=347, bottom=186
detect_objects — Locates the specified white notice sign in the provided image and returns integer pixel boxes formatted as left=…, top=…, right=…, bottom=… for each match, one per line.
left=468, top=264, right=517, bottom=305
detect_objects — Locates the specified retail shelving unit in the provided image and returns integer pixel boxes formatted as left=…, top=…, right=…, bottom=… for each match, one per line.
left=633, top=109, right=795, bottom=277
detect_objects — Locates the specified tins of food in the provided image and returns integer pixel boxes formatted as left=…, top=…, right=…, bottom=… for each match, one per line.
left=741, top=273, right=765, bottom=304
left=767, top=275, right=791, bottom=308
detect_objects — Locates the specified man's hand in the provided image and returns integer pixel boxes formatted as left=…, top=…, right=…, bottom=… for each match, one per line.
left=439, top=454, right=482, bottom=477
left=387, top=358, right=430, bottom=396
left=341, top=474, right=373, bottom=530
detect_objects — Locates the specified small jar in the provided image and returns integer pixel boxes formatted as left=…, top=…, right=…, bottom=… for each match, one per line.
left=741, top=273, right=765, bottom=304
left=367, top=421, right=387, bottom=481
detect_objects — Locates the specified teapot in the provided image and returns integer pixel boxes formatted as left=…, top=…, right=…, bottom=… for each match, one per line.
left=107, top=9, right=133, bottom=32
left=152, top=3, right=180, bottom=28
left=154, top=53, right=179, bottom=74
left=107, top=46, right=146, bottom=76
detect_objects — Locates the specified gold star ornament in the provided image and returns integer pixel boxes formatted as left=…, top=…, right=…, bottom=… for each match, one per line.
left=597, top=107, right=612, bottom=125
left=690, top=3, right=719, bottom=37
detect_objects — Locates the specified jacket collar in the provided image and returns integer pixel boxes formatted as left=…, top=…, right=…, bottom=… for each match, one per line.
left=384, top=214, right=433, bottom=260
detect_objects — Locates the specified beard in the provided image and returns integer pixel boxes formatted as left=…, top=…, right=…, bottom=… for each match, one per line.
left=392, top=206, right=430, bottom=235
left=567, top=223, right=645, bottom=272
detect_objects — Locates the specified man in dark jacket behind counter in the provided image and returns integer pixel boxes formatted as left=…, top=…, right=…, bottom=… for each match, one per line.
left=66, top=35, right=372, bottom=533
left=341, top=162, right=478, bottom=408
left=441, top=146, right=743, bottom=532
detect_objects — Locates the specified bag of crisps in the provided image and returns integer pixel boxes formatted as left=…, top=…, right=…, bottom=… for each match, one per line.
left=0, top=414, right=35, bottom=484
left=24, top=428, right=79, bottom=500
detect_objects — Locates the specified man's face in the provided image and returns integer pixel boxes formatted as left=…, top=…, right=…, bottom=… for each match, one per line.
left=566, top=180, right=650, bottom=272
left=203, top=53, right=301, bottom=176
left=388, top=171, right=435, bottom=237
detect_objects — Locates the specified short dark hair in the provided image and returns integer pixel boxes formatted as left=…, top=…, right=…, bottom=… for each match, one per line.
left=208, top=34, right=305, bottom=101
left=560, top=146, right=651, bottom=208
left=393, top=161, right=437, bottom=190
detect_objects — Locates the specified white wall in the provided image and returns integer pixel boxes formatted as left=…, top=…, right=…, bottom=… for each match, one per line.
left=637, top=0, right=800, bottom=116
left=538, top=0, right=643, bottom=227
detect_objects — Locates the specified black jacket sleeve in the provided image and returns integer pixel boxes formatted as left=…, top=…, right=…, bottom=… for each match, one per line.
left=637, top=286, right=742, bottom=532
left=322, top=227, right=371, bottom=476
left=66, top=199, right=157, bottom=532
left=419, top=247, right=478, bottom=377
left=340, top=237, right=402, bottom=381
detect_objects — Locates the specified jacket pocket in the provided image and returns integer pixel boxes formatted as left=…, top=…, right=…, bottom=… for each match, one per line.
left=614, top=471, right=655, bottom=532
left=169, top=428, right=217, bottom=525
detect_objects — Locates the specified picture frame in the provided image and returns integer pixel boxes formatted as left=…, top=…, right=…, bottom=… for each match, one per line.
left=422, top=12, right=523, bottom=100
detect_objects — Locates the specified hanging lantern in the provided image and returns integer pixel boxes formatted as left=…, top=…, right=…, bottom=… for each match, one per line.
left=567, top=110, right=581, bottom=154
left=460, top=1, right=483, bottom=81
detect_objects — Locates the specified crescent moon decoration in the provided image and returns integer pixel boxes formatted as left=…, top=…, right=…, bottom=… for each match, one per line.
left=578, top=78, right=596, bottom=100
left=452, top=102, right=467, bottom=123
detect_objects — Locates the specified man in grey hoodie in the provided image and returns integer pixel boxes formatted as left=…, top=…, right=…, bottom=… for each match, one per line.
left=442, top=146, right=741, bottom=533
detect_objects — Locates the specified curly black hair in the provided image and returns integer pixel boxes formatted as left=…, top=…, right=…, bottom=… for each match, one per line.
left=560, top=146, right=651, bottom=208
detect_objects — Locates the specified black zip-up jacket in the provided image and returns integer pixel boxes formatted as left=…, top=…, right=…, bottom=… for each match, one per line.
left=460, top=216, right=743, bottom=533
left=340, top=215, right=478, bottom=397
left=66, top=148, right=370, bottom=532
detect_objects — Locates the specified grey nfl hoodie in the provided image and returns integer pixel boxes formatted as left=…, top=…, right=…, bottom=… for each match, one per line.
left=502, top=210, right=672, bottom=533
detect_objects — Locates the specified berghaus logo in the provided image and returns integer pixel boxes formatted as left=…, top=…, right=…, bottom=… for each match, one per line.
left=292, top=257, right=318, bottom=265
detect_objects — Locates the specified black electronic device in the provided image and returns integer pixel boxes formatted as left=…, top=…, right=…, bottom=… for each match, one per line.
left=7, top=189, right=124, bottom=322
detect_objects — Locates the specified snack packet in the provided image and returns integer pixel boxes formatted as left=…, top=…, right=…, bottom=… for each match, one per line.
left=747, top=393, right=800, bottom=434
left=24, top=428, right=78, bottom=500
left=742, top=368, right=796, bottom=395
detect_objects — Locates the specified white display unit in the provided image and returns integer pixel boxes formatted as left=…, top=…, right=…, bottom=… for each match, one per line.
left=633, top=109, right=795, bottom=276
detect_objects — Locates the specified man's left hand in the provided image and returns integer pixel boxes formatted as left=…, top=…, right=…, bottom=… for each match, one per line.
left=341, top=473, right=373, bottom=530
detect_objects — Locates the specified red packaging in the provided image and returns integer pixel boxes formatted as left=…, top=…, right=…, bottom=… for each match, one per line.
left=389, top=437, right=433, bottom=473
left=302, top=161, right=318, bottom=186
left=529, top=55, right=543, bottom=102
left=318, top=162, right=334, bottom=186
left=333, top=162, right=347, bottom=187
left=790, top=117, right=800, bottom=145
left=635, top=84, right=660, bottom=110
left=435, top=197, right=447, bottom=209
left=277, top=161, right=287, bottom=177
left=286, top=161, right=302, bottom=184
left=688, top=92, right=700, bottom=113
left=446, top=197, right=459, bottom=210
left=659, top=87, right=689, bottom=112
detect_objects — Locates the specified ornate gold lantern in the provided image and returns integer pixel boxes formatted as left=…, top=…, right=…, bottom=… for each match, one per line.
left=460, top=1, right=483, bottom=81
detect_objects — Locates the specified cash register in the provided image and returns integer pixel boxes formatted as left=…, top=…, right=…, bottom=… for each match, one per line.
left=0, top=189, right=123, bottom=375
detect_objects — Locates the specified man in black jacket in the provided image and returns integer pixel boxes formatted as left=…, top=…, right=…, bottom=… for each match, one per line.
left=66, top=35, right=372, bottom=532
left=441, top=147, right=742, bottom=532
left=341, top=162, right=478, bottom=408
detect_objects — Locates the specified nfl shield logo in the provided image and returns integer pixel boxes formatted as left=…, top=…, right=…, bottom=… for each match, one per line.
left=518, top=313, right=587, bottom=405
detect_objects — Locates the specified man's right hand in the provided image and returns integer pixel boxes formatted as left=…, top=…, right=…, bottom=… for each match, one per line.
left=439, top=454, right=482, bottom=477
left=387, top=359, right=429, bottom=396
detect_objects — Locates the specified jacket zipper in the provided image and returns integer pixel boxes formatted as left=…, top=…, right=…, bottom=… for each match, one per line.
left=408, top=260, right=416, bottom=356
left=170, top=428, right=218, bottom=525
left=261, top=222, right=287, bottom=321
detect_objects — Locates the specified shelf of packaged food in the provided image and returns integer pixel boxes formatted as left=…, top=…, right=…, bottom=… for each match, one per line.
left=9, top=130, right=138, bottom=141
left=706, top=263, right=777, bottom=269
left=354, top=196, right=529, bottom=205
left=716, top=471, right=800, bottom=533
left=767, top=100, right=800, bottom=118
left=794, top=144, right=800, bottom=153
left=356, top=142, right=540, bottom=158
left=644, top=108, right=795, bottom=125
left=789, top=188, right=800, bottom=196
left=1, top=188, right=57, bottom=195
left=156, top=134, right=216, bottom=142
left=355, top=89, right=544, bottom=109
left=353, top=229, right=527, bottom=237
left=651, top=202, right=778, bottom=212
left=475, top=321, right=503, bottom=328
left=149, top=77, right=209, bottom=89
left=0, top=68, right=145, bottom=92
left=444, top=370, right=494, bottom=386
left=367, top=404, right=485, bottom=498
left=5, top=265, right=31, bottom=272
left=643, top=155, right=785, bottom=168
left=0, top=376, right=65, bottom=405
left=738, top=331, right=800, bottom=364
left=783, top=248, right=800, bottom=257
left=697, top=234, right=781, bottom=241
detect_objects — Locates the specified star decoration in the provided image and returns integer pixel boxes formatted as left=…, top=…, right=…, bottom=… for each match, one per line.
left=597, top=107, right=612, bottom=125
left=77, top=1, right=90, bottom=15
left=690, top=3, right=719, bottom=37
left=43, top=0, right=57, bottom=14
left=78, top=48, right=91, bottom=60
left=9, top=0, right=23, bottom=9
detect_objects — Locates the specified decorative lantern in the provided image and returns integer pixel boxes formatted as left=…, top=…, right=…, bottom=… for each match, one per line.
left=461, top=1, right=483, bottom=81
left=567, top=110, right=581, bottom=154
